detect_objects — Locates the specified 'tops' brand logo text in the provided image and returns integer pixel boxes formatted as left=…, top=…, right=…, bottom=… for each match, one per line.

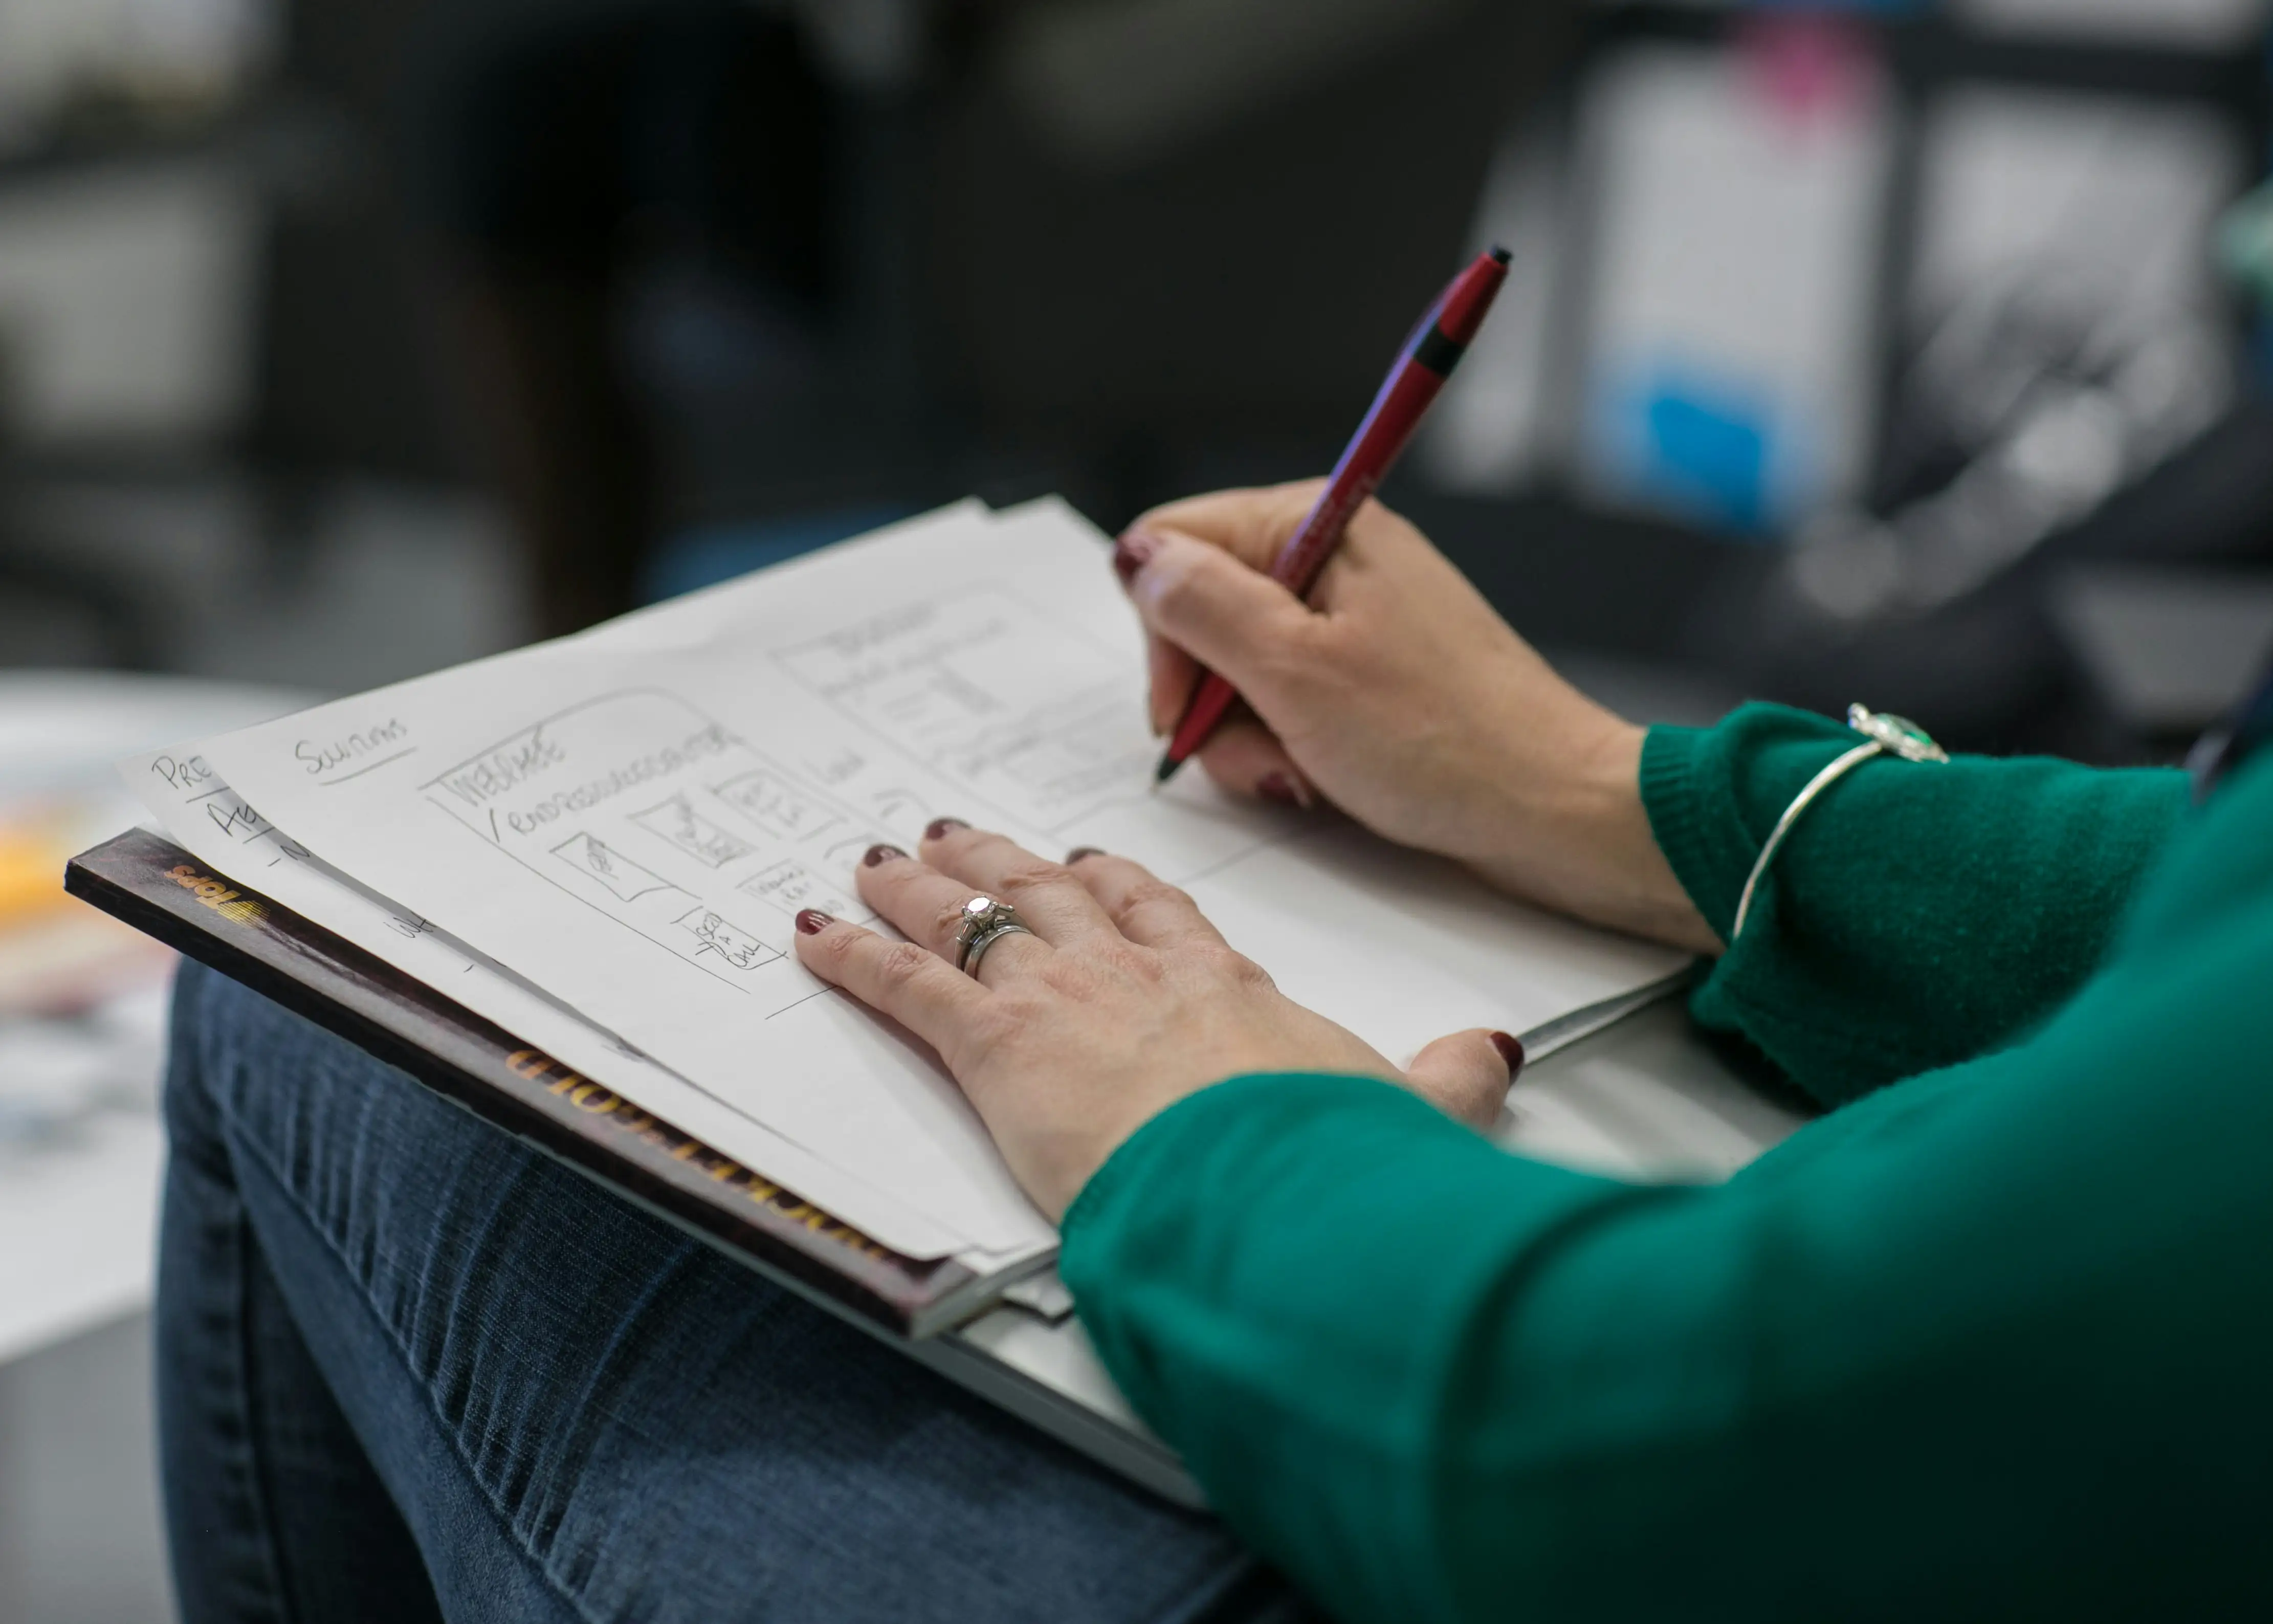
left=166, top=865, right=268, bottom=928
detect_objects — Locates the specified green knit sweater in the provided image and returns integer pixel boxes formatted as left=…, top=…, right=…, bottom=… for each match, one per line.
left=1061, top=703, right=2271, bottom=1621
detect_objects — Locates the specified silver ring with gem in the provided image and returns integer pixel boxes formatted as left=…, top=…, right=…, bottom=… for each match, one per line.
left=953, top=895, right=1034, bottom=977
left=1730, top=706, right=1947, bottom=945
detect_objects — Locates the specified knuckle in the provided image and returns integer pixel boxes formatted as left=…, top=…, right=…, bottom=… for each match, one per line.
left=872, top=940, right=934, bottom=988
left=1116, top=878, right=1193, bottom=917
left=1216, top=949, right=1275, bottom=992
left=996, top=859, right=1070, bottom=897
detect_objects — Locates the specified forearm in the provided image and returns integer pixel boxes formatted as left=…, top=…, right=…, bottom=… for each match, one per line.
left=1064, top=1075, right=1654, bottom=1621
left=1066, top=1073, right=1869, bottom=1624
left=1065, top=912, right=2273, bottom=1623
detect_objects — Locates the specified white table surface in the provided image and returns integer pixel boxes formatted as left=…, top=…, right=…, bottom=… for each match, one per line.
left=0, top=672, right=305, bottom=1367
left=0, top=1116, right=167, bottom=1367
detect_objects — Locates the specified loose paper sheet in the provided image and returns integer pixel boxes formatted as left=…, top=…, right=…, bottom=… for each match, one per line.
left=121, top=745, right=975, bottom=1262
left=195, top=500, right=1688, bottom=1259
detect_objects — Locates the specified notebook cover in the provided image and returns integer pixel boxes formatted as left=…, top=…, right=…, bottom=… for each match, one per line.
left=67, top=827, right=987, bottom=1338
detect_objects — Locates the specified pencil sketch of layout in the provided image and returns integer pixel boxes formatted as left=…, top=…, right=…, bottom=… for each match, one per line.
left=550, top=831, right=682, bottom=902
left=674, top=905, right=776, bottom=971
left=711, top=767, right=841, bottom=842
left=737, top=857, right=858, bottom=929
left=632, top=792, right=756, bottom=869
left=773, top=585, right=1157, bottom=835
left=421, top=689, right=884, bottom=1002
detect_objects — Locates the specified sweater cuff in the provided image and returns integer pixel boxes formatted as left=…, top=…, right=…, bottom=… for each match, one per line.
left=1639, top=723, right=1727, bottom=939
left=1640, top=704, right=1861, bottom=943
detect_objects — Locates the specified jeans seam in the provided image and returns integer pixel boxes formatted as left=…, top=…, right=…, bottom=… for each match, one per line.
left=224, top=1113, right=606, bottom=1624
left=226, top=1201, right=301, bottom=1624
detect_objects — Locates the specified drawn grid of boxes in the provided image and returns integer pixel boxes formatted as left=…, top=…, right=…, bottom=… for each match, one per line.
left=774, top=585, right=1156, bottom=833
left=553, top=774, right=875, bottom=974
left=544, top=830, right=773, bottom=974
left=425, top=691, right=886, bottom=997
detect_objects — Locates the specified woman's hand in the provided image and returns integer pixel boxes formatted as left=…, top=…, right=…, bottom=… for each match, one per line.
left=792, top=822, right=1520, bottom=1220
left=1118, top=483, right=1717, bottom=954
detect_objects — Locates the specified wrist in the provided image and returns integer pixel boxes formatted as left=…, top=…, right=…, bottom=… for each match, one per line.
left=1465, top=712, right=1719, bottom=954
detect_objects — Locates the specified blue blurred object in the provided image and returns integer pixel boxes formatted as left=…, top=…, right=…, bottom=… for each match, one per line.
left=1645, top=386, right=1771, bottom=534
left=1596, top=366, right=1778, bottom=537
left=639, top=504, right=922, bottom=602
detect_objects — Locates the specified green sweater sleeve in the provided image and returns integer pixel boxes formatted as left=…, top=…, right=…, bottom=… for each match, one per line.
left=1642, top=703, right=2187, bottom=1105
left=1063, top=751, right=2273, bottom=1622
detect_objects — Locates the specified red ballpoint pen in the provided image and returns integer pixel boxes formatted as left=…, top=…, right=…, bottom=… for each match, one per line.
left=1153, top=245, right=1512, bottom=784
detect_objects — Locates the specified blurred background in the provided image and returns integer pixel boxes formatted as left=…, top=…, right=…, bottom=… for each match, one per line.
left=5, top=0, right=2272, bottom=1616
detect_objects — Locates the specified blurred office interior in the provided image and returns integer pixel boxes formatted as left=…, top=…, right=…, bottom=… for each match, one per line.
left=4, top=0, right=2271, bottom=1617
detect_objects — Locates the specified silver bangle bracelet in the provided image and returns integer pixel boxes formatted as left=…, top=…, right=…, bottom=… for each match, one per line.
left=1729, top=706, right=1948, bottom=945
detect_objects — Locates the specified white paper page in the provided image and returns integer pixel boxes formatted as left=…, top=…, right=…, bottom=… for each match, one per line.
left=202, top=499, right=1688, bottom=1257
left=120, top=743, right=979, bottom=1264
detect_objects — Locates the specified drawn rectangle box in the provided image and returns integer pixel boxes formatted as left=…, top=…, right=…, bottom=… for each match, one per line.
left=711, top=769, right=842, bottom=843
left=633, top=792, right=755, bottom=870
left=738, top=858, right=857, bottom=926
left=673, top=906, right=780, bottom=972
left=550, top=832, right=681, bottom=903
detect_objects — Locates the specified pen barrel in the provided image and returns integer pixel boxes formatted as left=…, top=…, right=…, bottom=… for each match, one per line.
left=1164, top=673, right=1241, bottom=766
left=1270, top=359, right=1445, bottom=599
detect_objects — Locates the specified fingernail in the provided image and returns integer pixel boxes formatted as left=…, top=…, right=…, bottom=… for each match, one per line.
left=863, top=844, right=906, bottom=868
left=1490, top=1032, right=1526, bottom=1079
left=924, top=818, right=968, bottom=842
left=1065, top=846, right=1105, bottom=864
left=1112, top=528, right=1163, bottom=587
left=795, top=910, right=833, bottom=936
left=1256, top=772, right=1306, bottom=808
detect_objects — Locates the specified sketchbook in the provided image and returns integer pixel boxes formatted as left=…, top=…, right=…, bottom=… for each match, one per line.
left=107, top=497, right=1690, bottom=1311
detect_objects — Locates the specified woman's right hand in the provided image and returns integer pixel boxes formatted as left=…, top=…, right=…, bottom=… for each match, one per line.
left=1117, top=482, right=1717, bottom=954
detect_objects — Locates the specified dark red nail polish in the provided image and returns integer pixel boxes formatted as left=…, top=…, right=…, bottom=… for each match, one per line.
left=1256, top=772, right=1305, bottom=808
left=1490, top=1032, right=1526, bottom=1078
left=795, top=910, right=832, bottom=936
left=1065, top=846, right=1105, bottom=864
left=863, top=844, right=906, bottom=868
left=1112, top=529, right=1162, bottom=587
left=924, top=818, right=968, bottom=842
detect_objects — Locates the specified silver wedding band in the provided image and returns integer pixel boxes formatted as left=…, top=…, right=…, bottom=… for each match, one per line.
left=953, top=895, right=1034, bottom=978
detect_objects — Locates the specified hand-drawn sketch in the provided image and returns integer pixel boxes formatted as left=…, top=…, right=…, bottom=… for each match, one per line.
left=738, top=858, right=858, bottom=926
left=633, top=792, right=756, bottom=868
left=711, top=769, right=841, bottom=842
left=775, top=586, right=1155, bottom=832
left=551, top=831, right=680, bottom=903
left=675, top=906, right=778, bottom=970
left=420, top=691, right=853, bottom=996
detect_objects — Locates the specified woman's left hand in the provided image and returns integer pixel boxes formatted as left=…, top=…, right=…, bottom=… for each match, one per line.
left=792, top=820, right=1524, bottom=1221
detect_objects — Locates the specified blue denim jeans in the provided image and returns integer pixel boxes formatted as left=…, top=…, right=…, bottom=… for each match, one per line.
left=157, top=962, right=1309, bottom=1622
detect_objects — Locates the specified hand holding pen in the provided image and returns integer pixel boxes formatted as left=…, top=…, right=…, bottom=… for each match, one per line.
left=1149, top=246, right=1512, bottom=783
left=1108, top=256, right=1718, bottom=954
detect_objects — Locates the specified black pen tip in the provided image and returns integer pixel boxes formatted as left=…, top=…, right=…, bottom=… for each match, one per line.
left=1153, top=753, right=1182, bottom=785
left=1488, top=245, right=1511, bottom=266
